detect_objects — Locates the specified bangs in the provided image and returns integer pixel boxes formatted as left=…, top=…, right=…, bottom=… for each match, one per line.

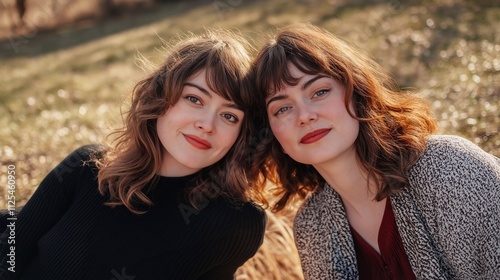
left=164, top=31, right=251, bottom=111
left=256, top=40, right=324, bottom=97
left=204, top=65, right=241, bottom=108
left=202, top=41, right=250, bottom=110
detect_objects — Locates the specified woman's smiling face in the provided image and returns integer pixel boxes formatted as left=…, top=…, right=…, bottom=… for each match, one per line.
left=156, top=69, right=244, bottom=176
left=265, top=62, right=359, bottom=167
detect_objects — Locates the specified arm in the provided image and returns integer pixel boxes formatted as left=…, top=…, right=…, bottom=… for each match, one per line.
left=408, top=135, right=500, bottom=278
left=0, top=145, right=100, bottom=279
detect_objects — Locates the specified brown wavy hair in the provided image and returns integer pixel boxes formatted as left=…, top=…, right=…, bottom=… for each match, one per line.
left=95, top=29, right=256, bottom=214
left=250, top=23, right=437, bottom=212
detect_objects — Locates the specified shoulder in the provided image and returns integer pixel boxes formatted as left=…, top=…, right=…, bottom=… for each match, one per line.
left=403, top=136, right=500, bottom=275
left=229, top=201, right=267, bottom=230
left=48, top=144, right=107, bottom=186
left=424, top=134, right=497, bottom=159
left=408, top=134, right=500, bottom=199
left=412, top=134, right=499, bottom=176
left=423, top=134, right=499, bottom=165
left=56, top=144, right=106, bottom=169
left=67, top=144, right=107, bottom=164
left=295, top=184, right=342, bottom=217
left=294, top=185, right=344, bottom=233
left=294, top=186, right=324, bottom=228
left=206, top=199, right=267, bottom=233
left=205, top=202, right=267, bottom=269
left=211, top=201, right=267, bottom=251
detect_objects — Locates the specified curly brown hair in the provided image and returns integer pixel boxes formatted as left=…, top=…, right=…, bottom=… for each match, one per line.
left=95, top=29, right=256, bottom=214
left=250, top=23, right=437, bottom=212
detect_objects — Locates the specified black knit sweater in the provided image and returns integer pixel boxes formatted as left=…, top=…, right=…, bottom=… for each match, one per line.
left=0, top=145, right=266, bottom=280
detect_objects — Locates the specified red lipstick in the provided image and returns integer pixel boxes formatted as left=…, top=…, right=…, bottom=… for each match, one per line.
left=183, top=134, right=211, bottom=150
left=300, top=128, right=331, bottom=144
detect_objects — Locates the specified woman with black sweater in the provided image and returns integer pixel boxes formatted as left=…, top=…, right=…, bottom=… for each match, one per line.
left=0, top=29, right=266, bottom=280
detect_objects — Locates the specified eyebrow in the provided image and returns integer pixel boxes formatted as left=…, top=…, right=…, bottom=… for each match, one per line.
left=302, top=75, right=328, bottom=90
left=266, top=75, right=329, bottom=108
left=185, top=82, right=211, bottom=97
left=185, top=82, right=240, bottom=110
left=266, top=94, right=287, bottom=108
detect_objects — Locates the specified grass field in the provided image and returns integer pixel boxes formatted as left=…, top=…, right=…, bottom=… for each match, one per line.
left=0, top=0, right=498, bottom=278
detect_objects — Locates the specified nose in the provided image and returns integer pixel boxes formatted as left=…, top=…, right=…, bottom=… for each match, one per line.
left=297, top=103, right=317, bottom=126
left=195, top=115, right=215, bottom=134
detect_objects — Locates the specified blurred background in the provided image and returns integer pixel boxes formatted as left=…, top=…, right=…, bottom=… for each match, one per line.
left=0, top=0, right=499, bottom=278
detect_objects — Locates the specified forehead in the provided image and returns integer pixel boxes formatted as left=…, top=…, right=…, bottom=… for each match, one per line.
left=186, top=69, right=206, bottom=83
left=185, top=69, right=231, bottom=98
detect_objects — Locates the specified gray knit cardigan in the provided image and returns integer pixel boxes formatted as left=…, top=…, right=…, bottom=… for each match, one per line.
left=294, top=135, right=500, bottom=280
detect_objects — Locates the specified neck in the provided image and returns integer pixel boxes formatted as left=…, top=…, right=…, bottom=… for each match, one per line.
left=314, top=150, right=388, bottom=253
left=313, top=152, right=379, bottom=215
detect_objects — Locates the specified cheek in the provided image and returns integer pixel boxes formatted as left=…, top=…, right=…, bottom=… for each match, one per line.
left=156, top=114, right=169, bottom=135
left=220, top=124, right=242, bottom=149
left=158, top=107, right=179, bottom=125
left=269, top=119, right=289, bottom=143
left=325, top=98, right=354, bottom=123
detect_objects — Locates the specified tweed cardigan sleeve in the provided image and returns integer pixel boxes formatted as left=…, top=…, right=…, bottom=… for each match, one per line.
left=402, top=135, right=500, bottom=279
left=293, top=135, right=499, bottom=280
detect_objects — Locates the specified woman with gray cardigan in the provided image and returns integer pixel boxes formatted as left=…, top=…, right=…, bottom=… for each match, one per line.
left=250, top=23, right=499, bottom=279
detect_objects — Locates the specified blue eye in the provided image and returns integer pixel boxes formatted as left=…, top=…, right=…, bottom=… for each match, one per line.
left=313, top=89, right=330, bottom=98
left=186, top=96, right=202, bottom=105
left=222, top=113, right=238, bottom=123
left=274, top=106, right=290, bottom=116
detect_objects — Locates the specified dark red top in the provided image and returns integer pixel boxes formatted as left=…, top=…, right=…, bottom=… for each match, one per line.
left=350, top=198, right=416, bottom=280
